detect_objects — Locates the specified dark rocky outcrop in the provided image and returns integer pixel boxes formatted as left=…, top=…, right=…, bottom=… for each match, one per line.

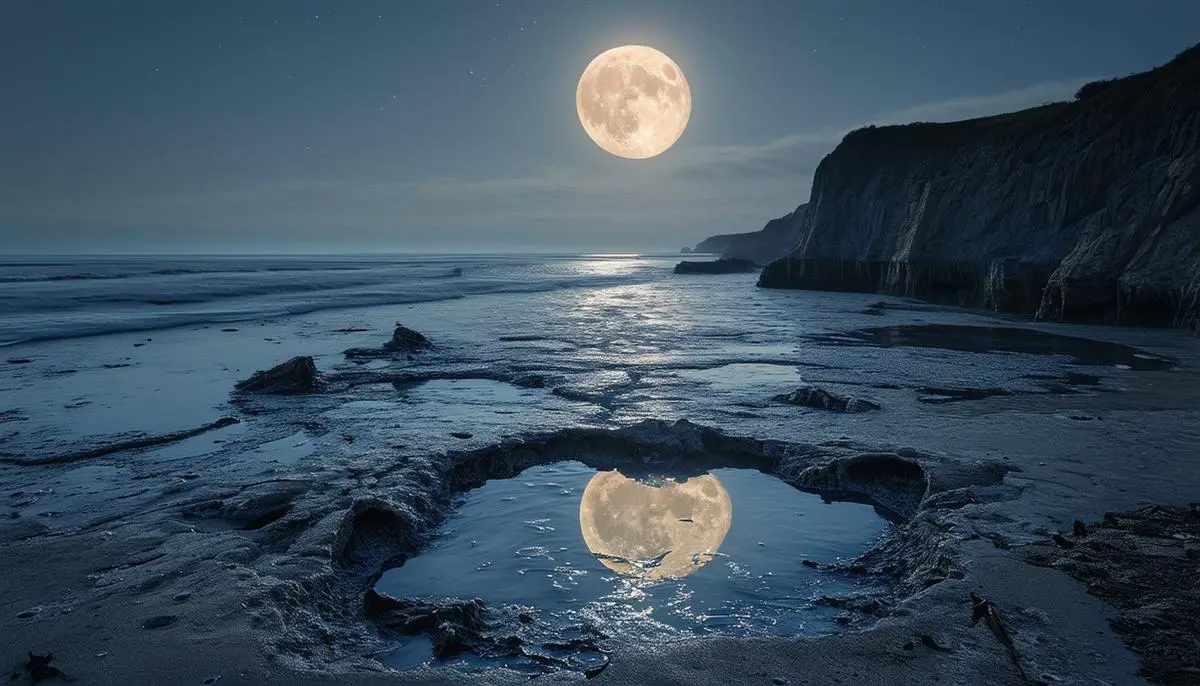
left=383, top=323, right=431, bottom=351
left=235, top=356, right=319, bottom=394
left=774, top=385, right=880, bottom=412
left=364, top=590, right=608, bottom=668
left=365, top=591, right=489, bottom=659
left=680, top=247, right=693, bottom=254
left=344, top=323, right=432, bottom=359
left=785, top=452, right=930, bottom=520
left=1028, top=505, right=1200, bottom=683
left=693, top=203, right=808, bottom=264
left=674, top=258, right=759, bottom=275
left=757, top=44, right=1200, bottom=332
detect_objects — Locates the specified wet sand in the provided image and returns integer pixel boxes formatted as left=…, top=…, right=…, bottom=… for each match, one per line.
left=2, top=281, right=1199, bottom=685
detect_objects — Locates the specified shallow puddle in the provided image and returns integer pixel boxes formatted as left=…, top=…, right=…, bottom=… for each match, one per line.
left=374, top=461, right=890, bottom=671
left=811, top=324, right=1176, bottom=371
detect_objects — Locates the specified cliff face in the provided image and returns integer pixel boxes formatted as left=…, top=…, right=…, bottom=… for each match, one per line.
left=758, top=44, right=1200, bottom=331
left=693, top=204, right=807, bottom=264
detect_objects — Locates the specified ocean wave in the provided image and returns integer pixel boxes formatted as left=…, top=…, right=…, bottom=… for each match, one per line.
left=0, top=255, right=669, bottom=346
left=0, top=264, right=376, bottom=284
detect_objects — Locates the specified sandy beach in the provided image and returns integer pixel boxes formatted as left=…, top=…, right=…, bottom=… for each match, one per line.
left=3, top=258, right=1198, bottom=685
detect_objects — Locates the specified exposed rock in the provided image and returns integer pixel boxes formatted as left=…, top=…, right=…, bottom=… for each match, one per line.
left=673, top=258, right=759, bottom=275
left=774, top=385, right=881, bottom=412
left=757, top=44, right=1200, bottom=331
left=785, top=452, right=930, bottom=520
left=1028, top=505, right=1200, bottom=683
left=363, top=589, right=612, bottom=669
left=680, top=247, right=692, bottom=254
left=235, top=356, right=319, bottom=394
left=813, top=594, right=886, bottom=615
left=383, top=323, right=432, bottom=352
left=693, top=204, right=808, bottom=264
left=344, top=323, right=432, bottom=358
left=364, top=591, right=489, bottom=659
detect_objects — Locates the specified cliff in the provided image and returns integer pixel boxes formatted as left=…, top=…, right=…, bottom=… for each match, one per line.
left=693, top=204, right=807, bottom=263
left=758, top=44, right=1200, bottom=331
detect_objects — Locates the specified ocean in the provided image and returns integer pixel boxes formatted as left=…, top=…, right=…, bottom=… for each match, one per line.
left=0, top=254, right=676, bottom=346
left=3, top=252, right=1183, bottom=456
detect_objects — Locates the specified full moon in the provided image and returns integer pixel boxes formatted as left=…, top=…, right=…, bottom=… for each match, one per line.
left=576, top=45, right=692, bottom=159
left=578, top=470, right=732, bottom=579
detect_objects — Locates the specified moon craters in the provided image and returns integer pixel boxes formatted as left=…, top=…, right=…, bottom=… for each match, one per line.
left=578, top=470, right=731, bottom=579
left=576, top=45, right=691, bottom=159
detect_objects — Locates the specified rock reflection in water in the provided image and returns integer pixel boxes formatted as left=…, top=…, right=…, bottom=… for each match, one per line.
left=578, top=470, right=732, bottom=579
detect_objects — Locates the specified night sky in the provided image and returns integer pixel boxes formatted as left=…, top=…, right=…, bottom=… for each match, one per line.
left=3, top=1, right=1198, bottom=254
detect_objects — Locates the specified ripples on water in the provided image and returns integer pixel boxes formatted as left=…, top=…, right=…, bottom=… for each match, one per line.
left=0, top=254, right=671, bottom=345
left=375, top=462, right=891, bottom=668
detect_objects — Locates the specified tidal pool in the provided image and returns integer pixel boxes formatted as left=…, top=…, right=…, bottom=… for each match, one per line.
left=812, top=324, right=1177, bottom=370
left=374, top=461, right=891, bottom=672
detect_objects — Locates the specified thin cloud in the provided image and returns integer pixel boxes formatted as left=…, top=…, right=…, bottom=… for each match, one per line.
left=370, top=78, right=1091, bottom=234
left=874, top=77, right=1092, bottom=124
left=3, top=77, right=1093, bottom=252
